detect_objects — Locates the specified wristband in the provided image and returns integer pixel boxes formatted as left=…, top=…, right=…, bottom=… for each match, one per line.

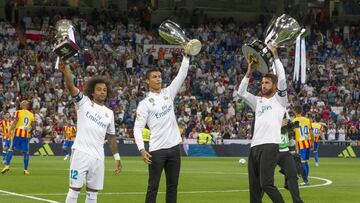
left=113, top=153, right=121, bottom=161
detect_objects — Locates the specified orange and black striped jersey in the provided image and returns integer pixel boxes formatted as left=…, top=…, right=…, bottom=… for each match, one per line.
left=64, top=125, right=76, bottom=141
left=0, top=120, right=12, bottom=140
left=13, top=110, right=35, bottom=138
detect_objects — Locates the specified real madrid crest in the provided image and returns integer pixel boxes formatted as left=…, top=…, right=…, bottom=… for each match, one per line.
left=149, top=98, right=155, bottom=106
left=163, top=96, right=168, bottom=100
left=105, top=113, right=109, bottom=118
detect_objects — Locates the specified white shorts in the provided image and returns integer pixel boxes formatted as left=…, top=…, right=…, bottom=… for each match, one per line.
left=69, top=150, right=104, bottom=190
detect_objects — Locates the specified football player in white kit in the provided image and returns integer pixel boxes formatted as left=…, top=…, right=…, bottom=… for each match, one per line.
left=59, top=63, right=122, bottom=203
left=238, top=43, right=288, bottom=203
left=133, top=47, right=191, bottom=203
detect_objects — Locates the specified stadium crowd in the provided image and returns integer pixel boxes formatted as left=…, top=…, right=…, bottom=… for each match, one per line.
left=0, top=7, right=359, bottom=144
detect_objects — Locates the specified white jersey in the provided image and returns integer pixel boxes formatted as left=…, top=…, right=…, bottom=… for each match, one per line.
left=72, top=94, right=115, bottom=160
left=238, top=59, right=288, bottom=147
left=134, top=56, right=190, bottom=152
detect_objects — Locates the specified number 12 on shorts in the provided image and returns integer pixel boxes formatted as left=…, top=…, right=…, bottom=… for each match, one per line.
left=70, top=169, right=78, bottom=180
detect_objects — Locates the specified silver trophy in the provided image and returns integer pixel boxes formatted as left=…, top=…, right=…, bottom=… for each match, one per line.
left=242, top=14, right=303, bottom=73
left=53, top=19, right=80, bottom=60
left=159, top=20, right=202, bottom=56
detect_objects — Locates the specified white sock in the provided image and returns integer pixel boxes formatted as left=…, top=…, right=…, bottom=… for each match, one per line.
left=85, top=191, right=98, bottom=203
left=65, top=189, right=80, bottom=203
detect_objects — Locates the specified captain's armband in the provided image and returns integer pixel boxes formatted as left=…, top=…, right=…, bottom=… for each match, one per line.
left=277, top=89, right=287, bottom=97
left=72, top=91, right=83, bottom=102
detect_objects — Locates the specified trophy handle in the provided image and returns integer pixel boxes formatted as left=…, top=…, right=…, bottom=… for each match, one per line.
left=264, top=16, right=277, bottom=39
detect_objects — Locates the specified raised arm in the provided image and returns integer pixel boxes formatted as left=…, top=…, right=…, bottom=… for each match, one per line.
left=268, top=43, right=288, bottom=107
left=166, top=55, right=190, bottom=100
left=59, top=63, right=79, bottom=97
left=237, top=57, right=257, bottom=111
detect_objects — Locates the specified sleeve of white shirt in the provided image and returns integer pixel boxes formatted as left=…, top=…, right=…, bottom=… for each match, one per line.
left=237, top=77, right=257, bottom=111
left=107, top=111, right=116, bottom=135
left=273, top=59, right=288, bottom=107
left=133, top=101, right=148, bottom=151
left=73, top=90, right=88, bottom=110
left=166, top=56, right=190, bottom=100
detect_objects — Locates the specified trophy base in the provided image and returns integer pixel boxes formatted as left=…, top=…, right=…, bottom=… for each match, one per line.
left=242, top=40, right=274, bottom=74
left=53, top=39, right=80, bottom=60
left=187, top=39, right=202, bottom=56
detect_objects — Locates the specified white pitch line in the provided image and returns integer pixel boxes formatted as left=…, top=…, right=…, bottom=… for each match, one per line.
left=0, top=176, right=332, bottom=197
left=299, top=176, right=333, bottom=188
left=7, top=167, right=248, bottom=175
left=0, top=189, right=60, bottom=203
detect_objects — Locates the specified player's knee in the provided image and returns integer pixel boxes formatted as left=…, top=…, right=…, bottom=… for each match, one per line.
left=86, top=191, right=98, bottom=202
left=261, top=184, right=276, bottom=193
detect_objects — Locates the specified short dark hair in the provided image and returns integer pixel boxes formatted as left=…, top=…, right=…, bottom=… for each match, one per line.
left=294, top=105, right=303, bottom=114
left=145, top=67, right=162, bottom=79
left=263, top=74, right=278, bottom=85
left=84, top=76, right=113, bottom=100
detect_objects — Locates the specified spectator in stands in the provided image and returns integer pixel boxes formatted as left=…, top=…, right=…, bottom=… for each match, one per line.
left=337, top=124, right=346, bottom=141
left=327, top=123, right=337, bottom=140
left=0, top=10, right=358, bottom=147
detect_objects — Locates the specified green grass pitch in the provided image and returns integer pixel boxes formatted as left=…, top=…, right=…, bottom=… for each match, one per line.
left=0, top=156, right=359, bottom=203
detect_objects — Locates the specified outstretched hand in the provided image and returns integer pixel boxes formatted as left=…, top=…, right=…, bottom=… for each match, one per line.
left=245, top=55, right=256, bottom=76
left=267, top=43, right=278, bottom=59
left=58, top=63, right=69, bottom=74
left=182, top=44, right=190, bottom=56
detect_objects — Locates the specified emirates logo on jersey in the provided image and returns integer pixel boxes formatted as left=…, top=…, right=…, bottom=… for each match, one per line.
left=163, top=96, right=168, bottom=100
left=257, top=105, right=272, bottom=116
left=155, top=105, right=172, bottom=119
